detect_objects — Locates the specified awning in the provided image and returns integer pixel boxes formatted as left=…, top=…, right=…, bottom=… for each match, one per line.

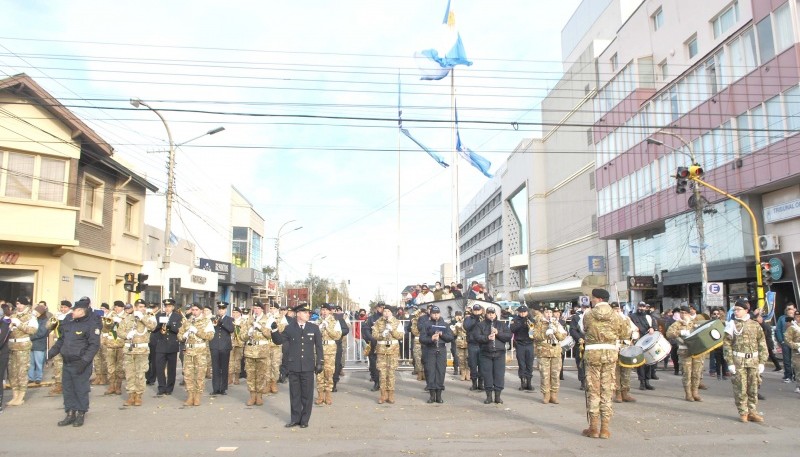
left=520, top=279, right=583, bottom=303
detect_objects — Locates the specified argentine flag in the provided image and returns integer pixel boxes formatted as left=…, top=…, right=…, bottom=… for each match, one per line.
left=416, top=0, right=473, bottom=80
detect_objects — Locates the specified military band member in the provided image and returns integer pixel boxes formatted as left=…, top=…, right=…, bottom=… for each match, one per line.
left=145, top=302, right=160, bottom=385
left=582, top=288, right=628, bottom=439
left=332, top=305, right=349, bottom=392
left=6, top=297, right=38, bottom=407
left=267, top=303, right=287, bottom=394
left=723, top=299, right=768, bottom=422
left=203, top=305, right=214, bottom=379
left=509, top=305, right=534, bottom=391
left=47, top=301, right=72, bottom=395
left=229, top=307, right=245, bottom=385
left=102, top=301, right=126, bottom=396
left=570, top=303, right=589, bottom=390
left=463, top=304, right=484, bottom=391
left=91, top=303, right=110, bottom=387
left=532, top=305, right=567, bottom=404
left=472, top=306, right=511, bottom=405
left=362, top=302, right=385, bottom=391
left=408, top=304, right=424, bottom=381
left=452, top=311, right=470, bottom=382
left=420, top=305, right=455, bottom=404
left=666, top=305, right=703, bottom=402
left=155, top=299, right=183, bottom=396
left=178, top=303, right=215, bottom=407
left=612, top=302, right=638, bottom=403
left=784, top=311, right=800, bottom=396
left=315, top=304, right=343, bottom=406
left=242, top=303, right=272, bottom=406
left=374, top=305, right=404, bottom=404
left=119, top=300, right=157, bottom=406
left=210, top=302, right=234, bottom=396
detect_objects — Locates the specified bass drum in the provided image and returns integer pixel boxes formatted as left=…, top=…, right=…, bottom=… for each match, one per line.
left=635, top=331, right=671, bottom=365
left=618, top=346, right=645, bottom=368
left=560, top=335, right=575, bottom=351
left=685, top=319, right=725, bottom=358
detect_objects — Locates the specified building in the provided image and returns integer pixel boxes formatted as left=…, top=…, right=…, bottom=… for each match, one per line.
left=0, top=74, right=156, bottom=309
left=458, top=172, right=504, bottom=297
left=230, top=186, right=267, bottom=305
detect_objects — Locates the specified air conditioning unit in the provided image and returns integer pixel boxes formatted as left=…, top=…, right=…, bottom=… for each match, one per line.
left=758, top=234, right=780, bottom=252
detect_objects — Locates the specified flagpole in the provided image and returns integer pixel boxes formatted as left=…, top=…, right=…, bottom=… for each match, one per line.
left=397, top=71, right=402, bottom=306
left=451, top=70, right=460, bottom=286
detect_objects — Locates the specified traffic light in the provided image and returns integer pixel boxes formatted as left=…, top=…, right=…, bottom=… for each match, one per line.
left=675, top=167, right=689, bottom=194
left=761, top=262, right=773, bottom=287
left=688, top=164, right=703, bottom=178
left=124, top=272, right=136, bottom=292
left=136, top=273, right=149, bottom=293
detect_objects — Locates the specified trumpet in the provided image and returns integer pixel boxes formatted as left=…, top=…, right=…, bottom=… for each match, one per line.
left=527, top=319, right=536, bottom=339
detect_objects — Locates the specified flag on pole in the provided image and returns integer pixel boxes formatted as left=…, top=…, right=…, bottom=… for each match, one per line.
left=455, top=102, right=492, bottom=178
left=398, top=73, right=449, bottom=168
left=415, top=0, right=473, bottom=80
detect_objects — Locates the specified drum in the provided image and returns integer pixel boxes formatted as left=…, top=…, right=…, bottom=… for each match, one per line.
left=635, top=331, right=671, bottom=365
left=685, top=319, right=725, bottom=358
left=560, top=335, right=575, bottom=351
left=618, top=346, right=645, bottom=368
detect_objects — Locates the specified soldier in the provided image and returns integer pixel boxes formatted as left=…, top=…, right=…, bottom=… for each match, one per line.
left=612, top=302, right=638, bottom=403
left=266, top=303, right=287, bottom=394
left=145, top=302, right=160, bottom=385
left=6, top=297, right=39, bottom=407
left=203, top=305, right=214, bottom=379
left=420, top=305, right=454, bottom=403
left=408, top=305, right=424, bottom=381
left=47, top=298, right=100, bottom=427
left=666, top=305, right=703, bottom=402
left=210, top=302, right=234, bottom=396
left=509, top=305, right=534, bottom=391
left=452, top=311, right=469, bottom=382
left=154, top=298, right=182, bottom=396
left=178, top=303, right=215, bottom=406
left=241, top=303, right=272, bottom=406
left=119, top=299, right=157, bottom=406
left=91, top=303, right=110, bottom=386
left=229, top=306, right=245, bottom=385
left=47, top=301, right=73, bottom=395
left=784, top=310, right=800, bottom=396
left=472, top=306, right=511, bottom=404
left=581, top=288, right=628, bottom=439
left=362, top=302, right=385, bottom=391
left=570, top=302, right=589, bottom=390
left=463, top=304, right=484, bottom=391
left=0, top=304, right=9, bottom=412
left=315, top=304, right=343, bottom=406
left=373, top=305, right=404, bottom=404
left=532, top=305, right=568, bottom=404
left=332, top=305, right=349, bottom=392
left=723, top=299, right=768, bottom=422
left=102, top=301, right=127, bottom=396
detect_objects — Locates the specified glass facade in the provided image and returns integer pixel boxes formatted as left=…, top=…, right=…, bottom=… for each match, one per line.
left=231, top=226, right=264, bottom=269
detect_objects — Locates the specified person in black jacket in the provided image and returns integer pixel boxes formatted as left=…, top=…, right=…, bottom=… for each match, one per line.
left=569, top=305, right=588, bottom=390
left=463, top=304, right=484, bottom=391
left=154, top=299, right=183, bottom=396
left=630, top=301, right=656, bottom=390
left=47, top=298, right=100, bottom=427
left=419, top=305, right=454, bottom=403
left=271, top=303, right=323, bottom=429
left=145, top=301, right=160, bottom=385
left=210, top=302, right=234, bottom=395
left=471, top=307, right=511, bottom=404
left=509, top=305, right=535, bottom=391
left=0, top=304, right=11, bottom=413
left=361, top=302, right=385, bottom=391
left=332, top=305, right=350, bottom=392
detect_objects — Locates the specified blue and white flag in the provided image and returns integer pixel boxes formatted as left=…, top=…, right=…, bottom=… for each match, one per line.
left=416, top=0, right=473, bottom=80
left=455, top=102, right=492, bottom=178
left=399, top=73, right=449, bottom=168
left=169, top=231, right=179, bottom=246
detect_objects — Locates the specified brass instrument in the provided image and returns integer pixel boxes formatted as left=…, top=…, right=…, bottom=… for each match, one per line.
left=47, top=315, right=58, bottom=331
left=528, top=319, right=536, bottom=339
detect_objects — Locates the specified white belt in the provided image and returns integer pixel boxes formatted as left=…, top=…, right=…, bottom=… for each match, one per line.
left=733, top=351, right=758, bottom=359
left=247, top=341, right=269, bottom=346
left=619, top=340, right=632, bottom=346
left=678, top=344, right=688, bottom=350
left=127, top=343, right=149, bottom=349
left=380, top=340, right=399, bottom=346
left=585, top=343, right=618, bottom=351
left=9, top=337, right=31, bottom=343
left=186, top=343, right=207, bottom=349
left=323, top=340, right=337, bottom=345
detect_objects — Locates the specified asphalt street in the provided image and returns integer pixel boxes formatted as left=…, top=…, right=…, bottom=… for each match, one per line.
left=2, top=363, right=798, bottom=457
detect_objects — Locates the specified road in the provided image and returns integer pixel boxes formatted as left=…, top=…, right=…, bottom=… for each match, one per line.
left=2, top=362, right=798, bottom=457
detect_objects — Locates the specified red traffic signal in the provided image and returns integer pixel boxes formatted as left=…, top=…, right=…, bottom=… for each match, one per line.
left=675, top=167, right=689, bottom=194
left=688, top=165, right=703, bottom=178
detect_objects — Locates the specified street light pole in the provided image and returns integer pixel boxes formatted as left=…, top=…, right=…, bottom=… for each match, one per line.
left=309, top=254, right=326, bottom=308
left=648, top=133, right=708, bottom=312
left=275, top=220, right=302, bottom=284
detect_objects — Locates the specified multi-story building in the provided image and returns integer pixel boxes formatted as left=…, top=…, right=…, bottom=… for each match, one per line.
left=458, top=173, right=504, bottom=296
left=0, top=74, right=156, bottom=308
left=230, top=186, right=267, bottom=305
left=592, top=0, right=800, bottom=312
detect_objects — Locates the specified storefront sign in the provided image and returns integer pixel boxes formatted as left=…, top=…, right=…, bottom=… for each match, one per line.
left=764, top=199, right=800, bottom=224
left=628, top=275, right=656, bottom=290
left=191, top=275, right=207, bottom=285
left=0, top=252, right=20, bottom=264
left=588, top=256, right=606, bottom=273
left=706, top=282, right=724, bottom=308
left=199, top=258, right=232, bottom=284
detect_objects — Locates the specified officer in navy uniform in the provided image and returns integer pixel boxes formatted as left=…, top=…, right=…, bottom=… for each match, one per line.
left=48, top=298, right=100, bottom=427
left=419, top=305, right=454, bottom=403
left=361, top=302, right=385, bottom=391
left=210, top=302, right=234, bottom=395
left=332, top=305, right=349, bottom=392
left=154, top=298, right=183, bottom=396
left=145, top=301, right=159, bottom=385
left=271, top=303, right=323, bottom=429
left=509, top=305, right=535, bottom=391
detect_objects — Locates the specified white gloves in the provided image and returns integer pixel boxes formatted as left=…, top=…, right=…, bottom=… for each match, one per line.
left=10, top=318, right=21, bottom=326
left=680, top=330, right=690, bottom=337
left=382, top=329, right=390, bottom=337
left=113, top=315, right=123, bottom=323
left=158, top=316, right=168, bottom=324
left=728, top=365, right=736, bottom=375
left=797, top=347, right=800, bottom=354
left=182, top=332, right=190, bottom=340
left=126, top=330, right=136, bottom=340
left=133, top=311, right=143, bottom=320
left=758, top=364, right=764, bottom=374
left=58, top=314, right=66, bottom=321
left=188, top=326, right=197, bottom=334
left=545, top=328, right=554, bottom=336
left=253, top=321, right=262, bottom=330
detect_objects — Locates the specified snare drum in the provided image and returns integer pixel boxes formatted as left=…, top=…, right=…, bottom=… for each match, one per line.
left=560, top=335, right=575, bottom=351
left=618, top=346, right=645, bottom=368
left=685, top=319, right=725, bottom=358
left=635, top=331, right=671, bottom=365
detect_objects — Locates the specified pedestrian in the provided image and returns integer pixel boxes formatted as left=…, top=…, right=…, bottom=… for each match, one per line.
left=47, top=297, right=100, bottom=427
left=7, top=297, right=39, bottom=406
left=242, top=303, right=271, bottom=406
left=472, top=306, right=511, bottom=404
left=775, top=303, right=796, bottom=383
left=271, top=303, right=323, bottom=428
left=178, top=303, right=215, bottom=407
left=420, top=305, right=454, bottom=403
left=723, top=299, right=768, bottom=423
left=28, top=303, right=50, bottom=386
left=666, top=305, right=704, bottom=402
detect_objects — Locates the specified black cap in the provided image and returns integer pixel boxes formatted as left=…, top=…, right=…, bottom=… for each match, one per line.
left=591, top=288, right=610, bottom=301
left=734, top=299, right=749, bottom=311
left=60, top=300, right=72, bottom=308
left=454, top=311, right=463, bottom=316
left=72, top=298, right=91, bottom=310
left=113, top=300, right=125, bottom=308
left=147, top=302, right=159, bottom=309
left=375, top=301, right=386, bottom=308
left=294, top=303, right=310, bottom=313
left=472, top=304, right=482, bottom=311
left=134, top=298, right=146, bottom=305
left=241, top=308, right=250, bottom=315
left=100, top=303, right=110, bottom=310
left=485, top=307, right=497, bottom=314
left=163, top=298, right=176, bottom=306
left=517, top=305, right=529, bottom=312
left=322, top=303, right=335, bottom=310
left=610, top=302, right=620, bottom=309
left=124, top=303, right=133, bottom=310
left=430, top=305, right=441, bottom=313
left=218, top=302, right=228, bottom=309
left=679, top=305, right=691, bottom=313
left=17, top=297, right=30, bottom=306
left=334, top=305, right=343, bottom=311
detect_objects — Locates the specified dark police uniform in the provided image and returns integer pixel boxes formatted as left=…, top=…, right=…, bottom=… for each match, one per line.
left=361, top=304, right=384, bottom=391
left=0, top=316, right=10, bottom=412
left=271, top=305, right=323, bottom=428
left=419, top=307, right=454, bottom=403
left=570, top=309, right=587, bottom=389
left=472, top=310, right=511, bottom=404
left=209, top=303, right=234, bottom=395
left=463, top=305, right=483, bottom=390
left=509, top=306, right=535, bottom=391
left=48, top=298, right=100, bottom=426
left=332, top=307, right=350, bottom=391
left=154, top=300, right=183, bottom=395
left=145, top=302, right=159, bottom=385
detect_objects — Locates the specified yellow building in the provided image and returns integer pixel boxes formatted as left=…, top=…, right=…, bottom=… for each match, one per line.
left=0, top=74, right=157, bottom=311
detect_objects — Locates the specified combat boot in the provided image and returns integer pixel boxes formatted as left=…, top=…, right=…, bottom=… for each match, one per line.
left=8, top=391, right=24, bottom=406
left=582, top=416, right=600, bottom=438
left=315, top=390, right=325, bottom=405
left=332, top=381, right=338, bottom=393
left=639, top=380, right=646, bottom=391
left=453, top=366, right=459, bottom=375
left=246, top=391, right=256, bottom=406
left=747, top=411, right=764, bottom=423
left=254, top=393, right=263, bottom=406
left=104, top=381, right=116, bottom=395
left=427, top=390, right=436, bottom=403
left=525, top=377, right=534, bottom=391
left=470, top=379, right=479, bottom=391
left=599, top=417, right=611, bottom=439
left=134, top=393, right=142, bottom=406
left=58, top=410, right=75, bottom=426
left=484, top=391, right=493, bottom=404
left=549, top=392, right=559, bottom=404
left=378, top=389, right=386, bottom=404
left=325, top=391, right=333, bottom=405
left=477, top=378, right=484, bottom=390
left=692, top=388, right=702, bottom=402
left=123, top=393, right=136, bottom=406
left=614, top=391, right=623, bottom=403
left=435, top=389, right=443, bottom=403
left=233, top=374, right=240, bottom=385
left=644, top=380, right=655, bottom=390
left=115, top=379, right=123, bottom=394
left=621, top=390, right=636, bottom=402
left=193, top=392, right=201, bottom=406
left=73, top=411, right=85, bottom=427
left=387, top=390, right=395, bottom=404
left=49, top=382, right=62, bottom=395
left=698, top=381, right=707, bottom=390
left=270, top=381, right=278, bottom=394
left=494, top=391, right=503, bottom=404
left=519, top=377, right=525, bottom=391
left=184, top=392, right=195, bottom=407
left=542, top=391, right=550, bottom=404
left=739, top=414, right=749, bottom=423
left=684, top=386, right=694, bottom=402
left=371, top=380, right=381, bottom=391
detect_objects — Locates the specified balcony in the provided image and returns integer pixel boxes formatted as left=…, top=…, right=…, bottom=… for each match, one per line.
left=0, top=199, right=77, bottom=247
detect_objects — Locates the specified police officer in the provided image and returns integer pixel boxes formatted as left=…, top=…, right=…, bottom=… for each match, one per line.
left=154, top=298, right=183, bottom=396
left=509, top=305, right=534, bottom=391
left=48, top=297, right=100, bottom=427
left=463, top=304, right=484, bottom=391
left=362, top=302, right=385, bottom=391
left=210, top=302, right=234, bottom=395
left=419, top=305, right=454, bottom=403
left=271, top=303, right=323, bottom=429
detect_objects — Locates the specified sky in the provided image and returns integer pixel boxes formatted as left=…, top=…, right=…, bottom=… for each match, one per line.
left=0, top=0, right=581, bottom=304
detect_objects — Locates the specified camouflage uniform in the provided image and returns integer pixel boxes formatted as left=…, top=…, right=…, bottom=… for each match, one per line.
left=266, top=315, right=287, bottom=393
left=723, top=316, right=768, bottom=420
left=582, top=301, right=628, bottom=438
left=229, top=316, right=245, bottom=384
left=7, top=308, right=38, bottom=405
left=532, top=315, right=567, bottom=403
left=373, top=315, right=405, bottom=403
left=784, top=320, right=800, bottom=392
left=666, top=317, right=704, bottom=401
left=118, top=310, right=156, bottom=405
left=241, top=312, right=272, bottom=406
left=316, top=314, right=343, bottom=404
left=178, top=315, right=215, bottom=406
left=92, top=316, right=110, bottom=385
left=453, top=317, right=469, bottom=381
left=410, top=310, right=424, bottom=380
left=615, top=313, right=638, bottom=402
left=46, top=315, right=64, bottom=394
left=102, top=311, right=126, bottom=394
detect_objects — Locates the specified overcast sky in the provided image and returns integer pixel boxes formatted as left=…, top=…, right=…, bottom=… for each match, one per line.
left=0, top=0, right=581, bottom=304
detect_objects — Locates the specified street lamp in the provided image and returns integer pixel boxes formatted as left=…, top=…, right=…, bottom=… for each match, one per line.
left=647, top=133, right=709, bottom=312
left=309, top=253, right=327, bottom=308
left=130, top=97, right=224, bottom=300
left=275, top=220, right=302, bottom=284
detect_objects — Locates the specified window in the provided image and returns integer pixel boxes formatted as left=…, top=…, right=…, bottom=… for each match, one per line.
left=5, top=152, right=34, bottom=199
left=1, top=152, right=68, bottom=202
left=736, top=112, right=752, bottom=154
left=785, top=85, right=800, bottom=132
left=765, top=95, right=783, bottom=144
left=772, top=3, right=793, bottom=53
left=659, top=60, right=669, bottom=81
left=652, top=7, right=664, bottom=31
left=81, top=174, right=104, bottom=225
left=705, top=58, right=717, bottom=94
left=39, top=157, right=66, bottom=202
left=750, top=105, right=766, bottom=151
left=757, top=16, right=775, bottom=63
left=687, top=35, right=698, bottom=58
left=124, top=196, right=140, bottom=235
left=610, top=53, right=618, bottom=72
left=713, top=2, right=739, bottom=39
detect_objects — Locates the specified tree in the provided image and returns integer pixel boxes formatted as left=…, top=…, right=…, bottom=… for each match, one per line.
left=261, top=265, right=276, bottom=280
